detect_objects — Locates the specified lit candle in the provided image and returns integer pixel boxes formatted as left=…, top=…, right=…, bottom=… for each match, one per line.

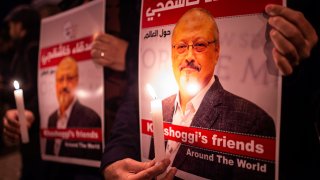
left=147, top=84, right=166, bottom=166
left=13, top=80, right=29, bottom=143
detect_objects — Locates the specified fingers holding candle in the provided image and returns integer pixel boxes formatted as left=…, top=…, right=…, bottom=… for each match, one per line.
left=24, top=110, right=35, bottom=129
left=3, top=109, right=35, bottom=145
left=3, top=116, right=20, bottom=145
left=161, top=167, right=177, bottom=180
left=134, top=158, right=173, bottom=179
left=4, top=110, right=19, bottom=130
left=103, top=158, right=175, bottom=180
left=13, top=80, right=29, bottom=143
left=3, top=110, right=20, bottom=145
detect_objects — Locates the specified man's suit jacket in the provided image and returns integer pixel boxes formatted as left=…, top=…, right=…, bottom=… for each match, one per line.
left=46, top=100, right=102, bottom=160
left=151, top=76, right=276, bottom=179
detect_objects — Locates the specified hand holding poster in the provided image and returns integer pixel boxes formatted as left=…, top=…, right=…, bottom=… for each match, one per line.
left=38, top=0, right=105, bottom=167
left=139, top=0, right=283, bottom=179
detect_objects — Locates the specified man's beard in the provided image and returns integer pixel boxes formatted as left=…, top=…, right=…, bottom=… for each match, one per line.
left=58, top=91, right=72, bottom=111
left=179, top=75, right=200, bottom=96
left=59, top=95, right=70, bottom=109
left=179, top=61, right=201, bottom=96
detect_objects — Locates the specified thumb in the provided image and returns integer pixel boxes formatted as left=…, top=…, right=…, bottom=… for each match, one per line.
left=25, top=110, right=35, bottom=128
left=127, top=158, right=156, bottom=173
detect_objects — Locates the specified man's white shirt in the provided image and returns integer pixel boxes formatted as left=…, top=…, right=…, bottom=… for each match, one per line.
left=166, top=76, right=215, bottom=167
left=54, top=98, right=77, bottom=156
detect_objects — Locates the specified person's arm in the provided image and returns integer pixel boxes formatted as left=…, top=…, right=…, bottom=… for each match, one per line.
left=265, top=4, right=318, bottom=75
left=2, top=109, right=34, bottom=146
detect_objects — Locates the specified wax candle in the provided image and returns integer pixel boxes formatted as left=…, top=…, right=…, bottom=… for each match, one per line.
left=13, top=80, right=29, bottom=143
left=147, top=84, right=166, bottom=170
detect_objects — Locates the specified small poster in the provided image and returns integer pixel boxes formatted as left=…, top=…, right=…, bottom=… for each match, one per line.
left=38, top=0, right=105, bottom=167
left=139, top=0, right=283, bottom=179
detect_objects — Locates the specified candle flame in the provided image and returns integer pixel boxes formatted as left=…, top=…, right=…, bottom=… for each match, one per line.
left=147, top=84, right=157, bottom=100
left=13, top=80, right=20, bottom=90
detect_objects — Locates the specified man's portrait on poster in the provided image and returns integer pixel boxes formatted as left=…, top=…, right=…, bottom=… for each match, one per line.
left=149, top=8, right=276, bottom=179
left=45, top=56, right=102, bottom=160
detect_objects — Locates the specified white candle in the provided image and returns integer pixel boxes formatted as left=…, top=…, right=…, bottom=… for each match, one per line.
left=13, top=80, right=29, bottom=143
left=147, top=84, right=166, bottom=174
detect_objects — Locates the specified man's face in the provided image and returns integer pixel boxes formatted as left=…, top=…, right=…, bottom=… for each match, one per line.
left=172, top=10, right=219, bottom=95
left=55, top=58, right=78, bottom=112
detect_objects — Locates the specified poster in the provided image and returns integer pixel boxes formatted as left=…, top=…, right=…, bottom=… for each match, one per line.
left=139, top=0, right=283, bottom=179
left=38, top=0, right=105, bottom=167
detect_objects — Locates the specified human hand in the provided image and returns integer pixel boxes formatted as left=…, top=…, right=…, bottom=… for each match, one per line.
left=91, top=33, right=128, bottom=71
left=265, top=4, right=318, bottom=75
left=103, top=158, right=177, bottom=180
left=2, top=109, right=34, bottom=146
